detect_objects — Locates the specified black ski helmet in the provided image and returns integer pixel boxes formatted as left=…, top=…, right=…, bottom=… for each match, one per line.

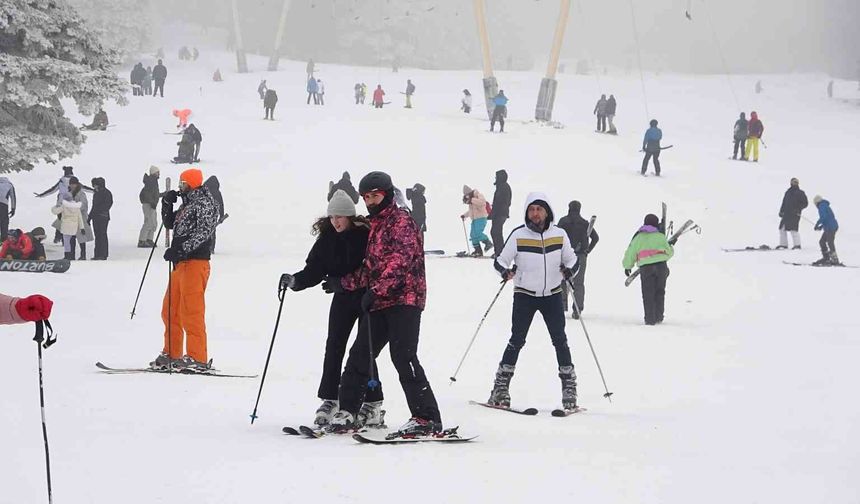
left=359, top=171, right=393, bottom=195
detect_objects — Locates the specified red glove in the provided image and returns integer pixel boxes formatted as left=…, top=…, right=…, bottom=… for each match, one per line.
left=15, top=295, right=53, bottom=322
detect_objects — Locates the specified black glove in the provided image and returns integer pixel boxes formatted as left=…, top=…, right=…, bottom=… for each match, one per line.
left=8, top=209, right=14, bottom=218
left=500, top=264, right=517, bottom=281
left=624, top=269, right=631, bottom=277
left=668, top=238, right=677, bottom=246
left=163, top=246, right=186, bottom=263
left=279, top=273, right=295, bottom=291
left=361, top=290, right=376, bottom=312
left=321, top=276, right=344, bottom=294
left=814, top=224, right=822, bottom=231
left=162, top=190, right=179, bottom=204
left=560, top=265, right=574, bottom=280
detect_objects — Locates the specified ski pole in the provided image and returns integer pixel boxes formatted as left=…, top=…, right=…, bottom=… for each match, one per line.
left=130, top=223, right=164, bottom=319
left=366, top=309, right=379, bottom=390
left=461, top=217, right=471, bottom=254
left=32, top=319, right=57, bottom=504
left=449, top=279, right=508, bottom=384
left=567, top=278, right=613, bottom=402
left=250, top=283, right=287, bottom=424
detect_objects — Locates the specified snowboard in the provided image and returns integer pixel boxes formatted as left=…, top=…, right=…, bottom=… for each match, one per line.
left=0, top=259, right=70, bottom=273
left=95, top=362, right=257, bottom=378
left=469, top=400, right=538, bottom=416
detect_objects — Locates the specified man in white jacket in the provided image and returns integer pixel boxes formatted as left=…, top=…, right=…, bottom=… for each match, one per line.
left=490, top=192, right=579, bottom=411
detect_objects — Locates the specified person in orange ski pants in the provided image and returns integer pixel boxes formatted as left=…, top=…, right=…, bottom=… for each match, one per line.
left=150, top=168, right=220, bottom=372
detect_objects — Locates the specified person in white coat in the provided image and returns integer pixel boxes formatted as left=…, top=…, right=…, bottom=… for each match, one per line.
left=51, top=194, right=84, bottom=260
left=489, top=192, right=580, bottom=411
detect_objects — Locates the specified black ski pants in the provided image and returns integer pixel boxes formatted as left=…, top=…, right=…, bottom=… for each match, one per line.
left=596, top=114, right=607, bottom=132
left=92, top=216, right=109, bottom=259
left=641, top=150, right=661, bottom=175
left=153, top=80, right=164, bottom=97
left=264, top=106, right=274, bottom=120
left=319, top=290, right=383, bottom=402
left=501, top=293, right=573, bottom=367
left=639, top=261, right=669, bottom=324
left=0, top=202, right=8, bottom=241
left=491, top=106, right=506, bottom=132
left=339, top=305, right=440, bottom=423
left=733, top=138, right=747, bottom=159
left=490, top=216, right=507, bottom=257
left=819, top=229, right=837, bottom=255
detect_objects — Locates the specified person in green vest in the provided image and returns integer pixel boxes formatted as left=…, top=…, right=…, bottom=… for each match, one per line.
left=622, top=214, right=675, bottom=325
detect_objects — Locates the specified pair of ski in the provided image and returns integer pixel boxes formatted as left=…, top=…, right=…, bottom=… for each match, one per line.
left=625, top=217, right=699, bottom=287
left=722, top=245, right=785, bottom=252
left=470, top=400, right=586, bottom=417
left=783, top=261, right=858, bottom=269
left=282, top=425, right=474, bottom=444
left=95, top=362, right=257, bottom=379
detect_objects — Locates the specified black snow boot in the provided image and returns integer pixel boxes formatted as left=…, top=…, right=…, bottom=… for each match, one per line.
left=482, top=239, right=494, bottom=252
left=559, top=365, right=577, bottom=410
left=487, top=364, right=515, bottom=407
left=471, top=245, right=483, bottom=257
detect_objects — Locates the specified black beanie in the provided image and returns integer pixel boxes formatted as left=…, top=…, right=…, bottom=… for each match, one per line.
left=644, top=214, right=660, bottom=227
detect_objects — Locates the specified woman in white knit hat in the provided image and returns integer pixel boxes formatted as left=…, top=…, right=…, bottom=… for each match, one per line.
left=278, top=190, right=385, bottom=428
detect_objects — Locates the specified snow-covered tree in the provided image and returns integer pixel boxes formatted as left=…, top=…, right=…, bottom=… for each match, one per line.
left=67, top=0, right=153, bottom=61
left=0, top=0, right=128, bottom=174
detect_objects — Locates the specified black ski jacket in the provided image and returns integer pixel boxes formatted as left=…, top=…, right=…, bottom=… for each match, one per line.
left=490, top=170, right=512, bottom=220
left=292, top=223, right=369, bottom=291
left=779, top=186, right=808, bottom=231
left=557, top=212, right=599, bottom=254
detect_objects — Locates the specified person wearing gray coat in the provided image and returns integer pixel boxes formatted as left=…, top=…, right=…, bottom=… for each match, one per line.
left=593, top=94, right=608, bottom=132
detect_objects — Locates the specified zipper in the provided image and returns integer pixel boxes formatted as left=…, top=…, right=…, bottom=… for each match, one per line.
left=541, top=231, right=547, bottom=296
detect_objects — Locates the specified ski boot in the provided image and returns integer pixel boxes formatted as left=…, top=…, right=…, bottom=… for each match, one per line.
left=470, top=245, right=483, bottom=257
left=149, top=352, right=175, bottom=370
left=487, top=364, right=515, bottom=407
left=314, top=399, right=339, bottom=427
left=138, top=241, right=150, bottom=248
left=174, top=355, right=212, bottom=373
left=356, top=401, right=386, bottom=428
left=328, top=410, right=360, bottom=434
left=791, top=245, right=801, bottom=250
left=775, top=245, right=788, bottom=250
left=559, top=365, right=578, bottom=411
left=482, top=239, right=494, bottom=253
left=829, top=252, right=842, bottom=266
left=812, top=252, right=831, bottom=266
left=385, top=417, right=442, bottom=440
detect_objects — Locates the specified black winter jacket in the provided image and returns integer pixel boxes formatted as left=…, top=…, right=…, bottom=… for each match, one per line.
left=140, top=173, right=160, bottom=208
left=557, top=212, right=599, bottom=254
left=152, top=64, right=167, bottom=81
left=779, top=186, right=808, bottom=231
left=490, top=170, right=512, bottom=220
left=292, top=223, right=370, bottom=291
left=90, top=179, right=113, bottom=220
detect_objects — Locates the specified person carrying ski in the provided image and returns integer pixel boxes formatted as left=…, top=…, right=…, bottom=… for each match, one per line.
left=278, top=190, right=386, bottom=427
left=152, top=168, right=219, bottom=372
left=51, top=193, right=84, bottom=261
left=82, top=109, right=109, bottom=131
left=461, top=89, right=472, bottom=114
left=461, top=185, right=493, bottom=256
left=745, top=111, right=764, bottom=162
left=152, top=59, right=167, bottom=97
left=490, top=192, right=579, bottom=411
left=594, top=94, right=608, bottom=132
left=307, top=77, right=319, bottom=105
left=622, top=214, right=674, bottom=325
left=489, top=170, right=511, bottom=258
left=606, top=94, right=618, bottom=133
left=0, top=176, right=15, bottom=241
left=405, top=183, right=427, bottom=235
left=329, top=171, right=443, bottom=438
left=1, top=292, right=53, bottom=325
left=264, top=89, right=278, bottom=120
left=812, top=195, right=839, bottom=265
left=557, top=201, right=599, bottom=318
left=777, top=177, right=808, bottom=250
left=372, top=85, right=385, bottom=108
left=327, top=172, right=360, bottom=203
left=89, top=177, right=112, bottom=260
left=490, top=90, right=508, bottom=132
left=641, top=119, right=663, bottom=176
left=732, top=112, right=748, bottom=160
left=404, top=79, right=415, bottom=108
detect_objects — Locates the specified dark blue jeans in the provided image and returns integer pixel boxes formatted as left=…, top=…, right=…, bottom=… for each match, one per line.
left=501, top=293, right=572, bottom=367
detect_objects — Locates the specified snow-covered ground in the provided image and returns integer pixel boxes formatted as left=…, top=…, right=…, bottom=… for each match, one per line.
left=3, top=50, right=860, bottom=503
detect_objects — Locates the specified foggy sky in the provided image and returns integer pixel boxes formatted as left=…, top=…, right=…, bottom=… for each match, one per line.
left=150, top=0, right=859, bottom=77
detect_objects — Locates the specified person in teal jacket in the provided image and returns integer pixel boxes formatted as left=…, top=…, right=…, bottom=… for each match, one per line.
left=623, top=214, right=674, bottom=325
left=812, top=195, right=840, bottom=265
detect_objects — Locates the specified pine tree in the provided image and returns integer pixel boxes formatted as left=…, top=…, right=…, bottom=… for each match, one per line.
left=0, top=0, right=128, bottom=173
left=67, top=0, right=153, bottom=61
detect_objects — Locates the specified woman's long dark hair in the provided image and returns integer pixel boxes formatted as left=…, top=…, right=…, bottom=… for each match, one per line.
left=312, top=215, right=370, bottom=237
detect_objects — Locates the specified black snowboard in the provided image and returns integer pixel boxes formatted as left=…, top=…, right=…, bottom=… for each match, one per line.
left=0, top=259, right=70, bottom=273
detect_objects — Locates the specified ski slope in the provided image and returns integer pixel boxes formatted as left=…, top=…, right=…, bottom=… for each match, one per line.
left=2, top=49, right=860, bottom=503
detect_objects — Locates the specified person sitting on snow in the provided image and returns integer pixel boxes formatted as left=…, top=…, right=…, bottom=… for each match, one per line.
left=82, top=109, right=109, bottom=131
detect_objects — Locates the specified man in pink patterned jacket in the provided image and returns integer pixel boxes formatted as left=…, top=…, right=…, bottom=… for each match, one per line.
left=328, top=171, right=442, bottom=438
left=1, top=293, right=53, bottom=325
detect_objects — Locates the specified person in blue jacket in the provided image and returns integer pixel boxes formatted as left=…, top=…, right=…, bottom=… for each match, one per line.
left=307, top=77, right=319, bottom=105
left=641, top=119, right=663, bottom=176
left=812, top=195, right=840, bottom=265
left=491, top=90, right=508, bottom=133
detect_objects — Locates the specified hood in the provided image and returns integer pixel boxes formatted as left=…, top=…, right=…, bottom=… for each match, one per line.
left=204, top=175, right=220, bottom=190
left=412, top=183, right=425, bottom=194
left=638, top=225, right=660, bottom=233
left=739, top=112, right=746, bottom=120
left=495, top=170, right=508, bottom=185
left=92, top=177, right=106, bottom=188
left=522, top=191, right=555, bottom=231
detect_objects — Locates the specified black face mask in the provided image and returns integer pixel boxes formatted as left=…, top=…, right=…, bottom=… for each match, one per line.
left=367, top=191, right=394, bottom=217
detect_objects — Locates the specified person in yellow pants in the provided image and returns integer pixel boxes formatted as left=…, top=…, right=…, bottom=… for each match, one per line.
left=745, top=111, right=764, bottom=162
left=150, top=168, right=220, bottom=372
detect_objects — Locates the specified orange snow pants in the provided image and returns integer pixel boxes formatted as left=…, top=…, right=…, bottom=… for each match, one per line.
left=161, top=259, right=210, bottom=362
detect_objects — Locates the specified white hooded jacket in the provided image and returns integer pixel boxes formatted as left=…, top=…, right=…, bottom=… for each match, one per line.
left=494, top=192, right=578, bottom=297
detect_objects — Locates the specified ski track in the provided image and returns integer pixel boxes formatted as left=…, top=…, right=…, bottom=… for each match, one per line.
left=2, top=45, right=860, bottom=504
